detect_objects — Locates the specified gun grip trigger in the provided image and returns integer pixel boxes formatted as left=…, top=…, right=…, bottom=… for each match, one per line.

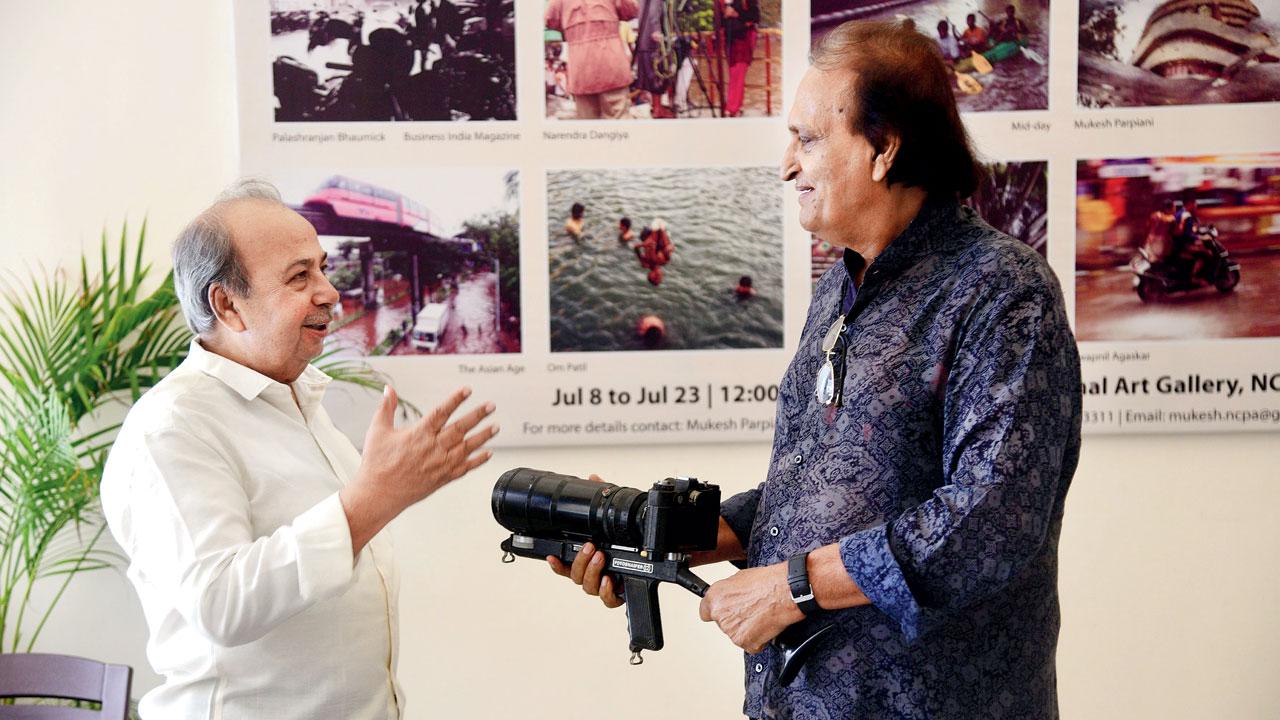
left=622, top=575, right=663, bottom=654
left=773, top=623, right=836, bottom=687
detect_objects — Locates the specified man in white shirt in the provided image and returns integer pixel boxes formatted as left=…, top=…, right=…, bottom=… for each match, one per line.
left=101, top=179, right=498, bottom=719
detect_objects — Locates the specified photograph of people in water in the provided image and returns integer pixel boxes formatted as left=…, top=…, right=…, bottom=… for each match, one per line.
left=547, top=166, right=784, bottom=352
left=1078, top=0, right=1280, bottom=107
left=811, top=0, right=1049, bottom=112
left=1075, top=154, right=1280, bottom=341
left=545, top=0, right=782, bottom=120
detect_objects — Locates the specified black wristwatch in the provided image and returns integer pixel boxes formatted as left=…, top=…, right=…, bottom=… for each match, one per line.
left=787, top=552, right=819, bottom=617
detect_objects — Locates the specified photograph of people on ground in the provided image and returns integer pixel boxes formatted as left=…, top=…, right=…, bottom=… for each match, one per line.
left=270, top=0, right=515, bottom=121
left=547, top=166, right=783, bottom=351
left=812, top=0, right=1050, bottom=111
left=1076, top=154, right=1280, bottom=340
left=545, top=0, right=782, bottom=119
left=1077, top=0, right=1280, bottom=107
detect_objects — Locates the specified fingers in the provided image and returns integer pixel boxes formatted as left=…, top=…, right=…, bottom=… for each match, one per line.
left=568, top=542, right=595, bottom=586
left=587, top=473, right=605, bottom=483
left=422, top=387, right=472, bottom=433
left=444, top=401, right=497, bottom=442
left=456, top=449, right=493, bottom=476
left=547, top=556, right=570, bottom=578
left=462, top=424, right=499, bottom=455
left=599, top=575, right=624, bottom=609
left=581, top=550, right=607, bottom=595
left=699, top=595, right=712, bottom=622
left=374, top=385, right=398, bottom=430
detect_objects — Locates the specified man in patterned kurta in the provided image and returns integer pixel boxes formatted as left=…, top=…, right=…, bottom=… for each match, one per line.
left=555, top=19, right=1081, bottom=719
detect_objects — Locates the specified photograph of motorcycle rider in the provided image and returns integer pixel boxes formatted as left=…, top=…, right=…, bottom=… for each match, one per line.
left=1172, top=193, right=1213, bottom=282
left=270, top=0, right=515, bottom=122
left=1142, top=198, right=1177, bottom=263
left=1074, top=154, right=1265, bottom=342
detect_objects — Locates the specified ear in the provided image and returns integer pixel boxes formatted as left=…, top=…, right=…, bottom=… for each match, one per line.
left=872, top=133, right=903, bottom=183
left=209, top=283, right=247, bottom=333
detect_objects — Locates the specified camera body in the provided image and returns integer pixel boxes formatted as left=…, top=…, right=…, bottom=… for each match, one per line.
left=636, top=477, right=721, bottom=556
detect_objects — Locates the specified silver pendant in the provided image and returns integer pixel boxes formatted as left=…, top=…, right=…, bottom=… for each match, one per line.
left=815, top=359, right=836, bottom=405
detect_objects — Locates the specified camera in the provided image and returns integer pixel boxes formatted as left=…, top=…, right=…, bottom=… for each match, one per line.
left=491, top=467, right=830, bottom=683
left=492, top=468, right=719, bottom=662
left=491, top=468, right=720, bottom=558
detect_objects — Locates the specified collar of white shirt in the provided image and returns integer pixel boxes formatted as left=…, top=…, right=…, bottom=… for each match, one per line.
left=185, top=338, right=333, bottom=416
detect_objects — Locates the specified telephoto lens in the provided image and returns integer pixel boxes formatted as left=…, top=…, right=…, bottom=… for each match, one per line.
left=491, top=468, right=646, bottom=548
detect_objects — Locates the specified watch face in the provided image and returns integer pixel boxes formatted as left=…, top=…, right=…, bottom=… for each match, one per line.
left=815, top=359, right=836, bottom=405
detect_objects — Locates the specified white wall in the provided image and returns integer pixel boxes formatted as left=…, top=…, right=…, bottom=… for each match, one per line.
left=4, top=3, right=1278, bottom=718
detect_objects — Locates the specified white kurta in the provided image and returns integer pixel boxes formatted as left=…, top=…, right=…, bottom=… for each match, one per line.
left=102, top=340, right=402, bottom=719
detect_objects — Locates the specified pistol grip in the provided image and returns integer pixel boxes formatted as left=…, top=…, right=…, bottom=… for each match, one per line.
left=622, top=576, right=664, bottom=653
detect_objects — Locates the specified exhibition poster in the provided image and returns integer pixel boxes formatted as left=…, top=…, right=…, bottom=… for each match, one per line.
left=234, top=0, right=1280, bottom=444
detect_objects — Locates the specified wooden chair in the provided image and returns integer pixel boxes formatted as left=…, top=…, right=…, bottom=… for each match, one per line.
left=0, top=653, right=132, bottom=719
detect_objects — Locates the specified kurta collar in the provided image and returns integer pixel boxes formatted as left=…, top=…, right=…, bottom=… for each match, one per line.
left=866, top=197, right=967, bottom=278
left=187, top=339, right=331, bottom=407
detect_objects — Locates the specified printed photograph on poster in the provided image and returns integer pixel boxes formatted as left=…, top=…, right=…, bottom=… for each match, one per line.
left=811, top=0, right=1049, bottom=112
left=547, top=166, right=783, bottom=351
left=812, top=161, right=1048, bottom=285
left=1075, top=154, right=1280, bottom=341
left=270, top=0, right=515, bottom=121
left=273, top=168, right=521, bottom=356
left=1078, top=0, right=1280, bottom=107
left=544, top=0, right=782, bottom=120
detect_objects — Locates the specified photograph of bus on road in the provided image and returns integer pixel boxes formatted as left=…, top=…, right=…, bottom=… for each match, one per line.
left=274, top=168, right=520, bottom=356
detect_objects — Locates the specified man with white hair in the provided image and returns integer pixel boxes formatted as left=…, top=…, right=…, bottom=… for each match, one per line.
left=101, top=179, right=498, bottom=719
left=555, top=20, right=1080, bottom=719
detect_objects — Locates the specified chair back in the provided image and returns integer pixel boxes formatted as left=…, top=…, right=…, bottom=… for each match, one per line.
left=0, top=653, right=132, bottom=720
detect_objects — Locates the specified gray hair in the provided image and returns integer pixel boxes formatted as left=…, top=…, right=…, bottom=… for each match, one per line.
left=172, top=179, right=287, bottom=335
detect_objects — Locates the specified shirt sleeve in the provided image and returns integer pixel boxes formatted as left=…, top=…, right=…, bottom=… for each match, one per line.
left=122, top=426, right=357, bottom=648
left=839, top=277, right=1081, bottom=642
left=719, top=484, right=763, bottom=553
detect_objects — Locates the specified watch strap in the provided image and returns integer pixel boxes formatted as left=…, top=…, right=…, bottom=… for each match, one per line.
left=786, top=552, right=819, bottom=617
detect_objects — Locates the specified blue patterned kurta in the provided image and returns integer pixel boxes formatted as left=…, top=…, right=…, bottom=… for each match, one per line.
left=721, top=200, right=1081, bottom=719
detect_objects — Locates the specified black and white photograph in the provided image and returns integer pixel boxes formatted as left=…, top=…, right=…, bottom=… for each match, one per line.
left=1078, top=0, right=1280, bottom=107
left=270, top=0, right=515, bottom=121
left=548, top=166, right=784, bottom=351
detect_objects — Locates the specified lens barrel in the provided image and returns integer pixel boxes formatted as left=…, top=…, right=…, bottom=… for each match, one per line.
left=492, top=468, right=646, bottom=547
